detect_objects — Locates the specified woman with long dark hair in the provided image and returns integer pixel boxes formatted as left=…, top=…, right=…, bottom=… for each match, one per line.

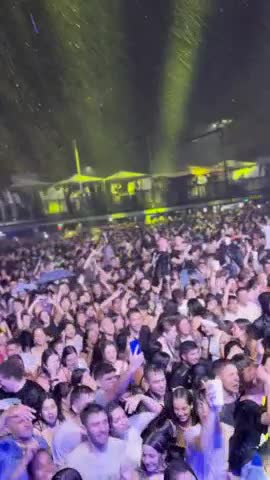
left=140, top=419, right=175, bottom=479
left=36, top=348, right=69, bottom=392
left=164, top=458, right=198, bottom=480
left=184, top=385, right=229, bottom=480
left=229, top=398, right=269, bottom=476
left=170, top=387, right=195, bottom=449
left=101, top=340, right=128, bottom=376
left=61, top=346, right=87, bottom=381
left=52, top=468, right=82, bottom=480
left=34, top=393, right=64, bottom=447
left=80, top=322, right=101, bottom=368
left=28, top=449, right=56, bottom=480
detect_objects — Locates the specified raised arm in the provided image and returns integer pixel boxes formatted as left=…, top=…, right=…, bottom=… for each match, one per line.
left=104, top=348, right=145, bottom=403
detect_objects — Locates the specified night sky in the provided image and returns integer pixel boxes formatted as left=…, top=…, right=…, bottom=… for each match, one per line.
left=1, top=0, right=270, bottom=180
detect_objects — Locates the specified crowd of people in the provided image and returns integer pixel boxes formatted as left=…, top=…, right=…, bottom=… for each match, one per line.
left=0, top=202, right=270, bottom=479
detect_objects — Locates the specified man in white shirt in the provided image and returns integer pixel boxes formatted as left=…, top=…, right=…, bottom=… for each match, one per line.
left=237, top=287, right=261, bottom=322
left=66, top=403, right=128, bottom=480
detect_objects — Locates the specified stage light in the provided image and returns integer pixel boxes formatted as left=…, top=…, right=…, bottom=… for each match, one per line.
left=155, top=1, right=211, bottom=173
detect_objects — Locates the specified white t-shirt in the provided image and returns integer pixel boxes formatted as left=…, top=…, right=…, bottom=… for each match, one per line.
left=237, top=302, right=261, bottom=322
left=224, top=310, right=240, bottom=322
left=66, top=437, right=128, bottom=480
left=124, top=412, right=156, bottom=466
left=52, top=419, right=83, bottom=466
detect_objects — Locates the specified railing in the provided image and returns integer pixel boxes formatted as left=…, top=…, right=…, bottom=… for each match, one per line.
left=2, top=176, right=269, bottom=223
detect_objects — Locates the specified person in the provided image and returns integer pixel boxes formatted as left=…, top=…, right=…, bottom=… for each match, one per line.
left=176, top=316, right=194, bottom=343
left=34, top=393, right=64, bottom=448
left=213, top=360, right=240, bottom=427
left=254, top=291, right=270, bottom=338
left=236, top=288, right=261, bottom=323
left=140, top=419, right=174, bottom=479
left=224, top=340, right=245, bottom=360
left=231, top=318, right=250, bottom=350
left=184, top=383, right=228, bottom=480
left=164, top=458, right=197, bottom=480
left=156, top=317, right=178, bottom=365
left=200, top=318, right=230, bottom=361
left=66, top=403, right=129, bottom=480
left=28, top=449, right=56, bottom=480
left=170, top=387, right=194, bottom=449
left=6, top=338, right=23, bottom=358
left=143, top=364, right=167, bottom=408
left=101, top=341, right=128, bottom=376
left=0, top=404, right=48, bottom=480
left=119, top=308, right=151, bottom=360
left=169, top=341, right=201, bottom=389
left=152, top=237, right=171, bottom=284
left=0, top=357, right=45, bottom=411
left=93, top=347, right=145, bottom=408
left=61, top=346, right=88, bottom=378
left=80, top=324, right=100, bottom=367
left=107, top=400, right=158, bottom=466
left=70, top=368, right=97, bottom=391
left=52, top=469, right=82, bottom=480
left=62, top=323, right=83, bottom=354
left=52, top=385, right=95, bottom=466
left=31, top=328, right=48, bottom=365
left=229, top=396, right=270, bottom=476
left=36, top=348, right=69, bottom=392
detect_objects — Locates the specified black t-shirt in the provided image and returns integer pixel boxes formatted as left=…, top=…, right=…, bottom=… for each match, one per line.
left=44, top=320, right=61, bottom=338
left=0, top=379, right=45, bottom=412
left=171, top=250, right=183, bottom=272
left=229, top=399, right=267, bottom=474
left=152, top=251, right=171, bottom=285
left=220, top=401, right=237, bottom=427
left=169, top=363, right=190, bottom=390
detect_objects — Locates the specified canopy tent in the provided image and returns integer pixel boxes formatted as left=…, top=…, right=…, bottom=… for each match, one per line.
left=153, top=170, right=190, bottom=178
left=104, top=171, right=147, bottom=181
left=213, top=160, right=256, bottom=170
left=11, top=178, right=52, bottom=189
left=55, top=174, right=103, bottom=186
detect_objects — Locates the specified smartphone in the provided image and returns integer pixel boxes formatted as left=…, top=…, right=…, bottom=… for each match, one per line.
left=208, top=379, right=224, bottom=408
left=129, top=339, right=142, bottom=355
